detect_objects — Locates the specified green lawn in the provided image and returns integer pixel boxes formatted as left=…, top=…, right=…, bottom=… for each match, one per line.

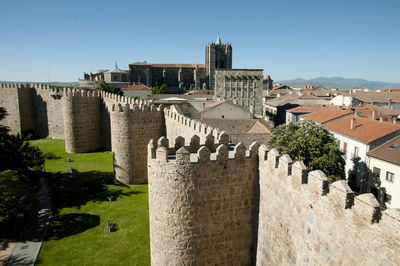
left=30, top=139, right=150, bottom=265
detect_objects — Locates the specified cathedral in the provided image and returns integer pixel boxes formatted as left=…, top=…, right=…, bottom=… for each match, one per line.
left=80, top=36, right=272, bottom=117
left=129, top=36, right=232, bottom=90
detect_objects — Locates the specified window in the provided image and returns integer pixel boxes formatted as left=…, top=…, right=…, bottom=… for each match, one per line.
left=343, top=142, right=347, bottom=154
left=386, top=171, right=395, bottom=182
left=372, top=167, right=381, bottom=178
left=337, top=140, right=340, bottom=147
left=354, top=146, right=359, bottom=157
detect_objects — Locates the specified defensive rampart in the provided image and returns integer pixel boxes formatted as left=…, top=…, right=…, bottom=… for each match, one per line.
left=111, top=102, right=163, bottom=184
left=164, top=109, right=229, bottom=147
left=256, top=146, right=400, bottom=265
left=148, top=137, right=259, bottom=265
left=62, top=88, right=103, bottom=153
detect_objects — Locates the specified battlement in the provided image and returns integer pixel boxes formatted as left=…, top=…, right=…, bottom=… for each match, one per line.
left=257, top=145, right=400, bottom=264
left=110, top=102, right=163, bottom=115
left=62, top=87, right=100, bottom=98
left=258, top=144, right=389, bottom=223
left=164, top=108, right=229, bottom=146
left=148, top=136, right=259, bottom=164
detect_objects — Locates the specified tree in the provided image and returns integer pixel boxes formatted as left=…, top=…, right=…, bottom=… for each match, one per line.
left=267, top=120, right=345, bottom=182
left=97, top=81, right=123, bottom=96
left=0, top=170, right=37, bottom=229
left=0, top=107, right=44, bottom=172
left=151, top=82, right=167, bottom=94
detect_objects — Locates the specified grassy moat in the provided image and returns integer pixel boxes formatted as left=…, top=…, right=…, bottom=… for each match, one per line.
left=30, top=139, right=150, bottom=265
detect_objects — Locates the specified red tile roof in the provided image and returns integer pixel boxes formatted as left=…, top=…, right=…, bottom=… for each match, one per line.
left=300, top=109, right=352, bottom=124
left=287, top=104, right=346, bottom=114
left=122, top=82, right=151, bottom=91
left=367, top=136, right=400, bottom=165
left=325, top=117, right=400, bottom=144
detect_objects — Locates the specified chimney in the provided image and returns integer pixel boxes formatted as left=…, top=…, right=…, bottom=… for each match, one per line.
left=394, top=117, right=397, bottom=124
left=350, top=118, right=355, bottom=129
left=372, top=110, right=376, bottom=120
left=370, top=98, right=374, bottom=105
left=380, top=117, right=384, bottom=122
left=388, top=98, right=392, bottom=109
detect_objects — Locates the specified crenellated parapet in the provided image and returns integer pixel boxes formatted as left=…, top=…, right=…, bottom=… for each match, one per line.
left=256, top=145, right=400, bottom=265
left=163, top=107, right=229, bottom=147
left=110, top=102, right=163, bottom=184
left=148, top=136, right=260, bottom=265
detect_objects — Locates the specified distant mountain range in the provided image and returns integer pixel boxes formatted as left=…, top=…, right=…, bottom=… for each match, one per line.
left=0, top=81, right=79, bottom=86
left=276, top=77, right=400, bottom=90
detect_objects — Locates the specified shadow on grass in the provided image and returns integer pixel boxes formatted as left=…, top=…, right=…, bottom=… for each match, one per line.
left=45, top=213, right=100, bottom=240
left=45, top=171, right=143, bottom=215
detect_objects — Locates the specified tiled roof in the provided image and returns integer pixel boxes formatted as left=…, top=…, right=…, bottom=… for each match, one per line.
left=367, top=136, right=400, bottom=165
left=264, top=93, right=301, bottom=107
left=377, top=88, right=400, bottom=92
left=184, top=90, right=215, bottom=95
left=353, top=91, right=400, bottom=103
left=353, top=103, right=400, bottom=121
left=287, top=104, right=346, bottom=114
left=300, top=109, right=352, bottom=124
left=123, top=82, right=151, bottom=91
left=325, top=117, right=400, bottom=144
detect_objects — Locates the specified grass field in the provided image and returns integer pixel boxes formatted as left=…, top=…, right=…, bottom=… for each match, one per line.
left=30, top=139, right=150, bottom=265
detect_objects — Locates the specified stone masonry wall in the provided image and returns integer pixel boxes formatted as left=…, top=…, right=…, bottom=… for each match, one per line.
left=148, top=137, right=260, bottom=265
left=164, top=109, right=229, bottom=147
left=256, top=146, right=400, bottom=265
left=0, top=84, right=23, bottom=134
left=63, top=88, right=102, bottom=153
left=111, top=101, right=163, bottom=184
left=32, top=85, right=65, bottom=139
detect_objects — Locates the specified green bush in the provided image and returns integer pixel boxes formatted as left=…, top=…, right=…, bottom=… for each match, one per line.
left=267, top=120, right=345, bottom=182
left=0, top=170, right=38, bottom=229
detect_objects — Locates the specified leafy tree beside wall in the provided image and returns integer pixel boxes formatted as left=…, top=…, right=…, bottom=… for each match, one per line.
left=0, top=107, right=43, bottom=231
left=151, top=82, right=167, bottom=94
left=97, top=81, right=123, bottom=96
left=267, top=120, right=345, bottom=182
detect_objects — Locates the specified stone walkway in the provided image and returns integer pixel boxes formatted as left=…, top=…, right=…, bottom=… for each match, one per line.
left=7, top=178, right=52, bottom=266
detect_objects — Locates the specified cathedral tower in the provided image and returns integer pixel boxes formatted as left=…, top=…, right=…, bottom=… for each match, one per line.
left=205, top=36, right=232, bottom=90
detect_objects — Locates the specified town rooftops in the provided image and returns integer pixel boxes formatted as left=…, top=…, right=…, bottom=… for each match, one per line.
left=367, top=136, right=400, bottom=166
left=353, top=103, right=400, bottom=121
left=300, top=109, right=352, bottom=124
left=265, top=93, right=331, bottom=107
left=353, top=91, right=400, bottom=103
left=325, top=117, right=400, bottom=144
left=122, top=82, right=151, bottom=91
left=287, top=104, right=345, bottom=114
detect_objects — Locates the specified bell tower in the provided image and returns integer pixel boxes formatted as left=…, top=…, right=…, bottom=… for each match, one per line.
left=205, top=35, right=232, bottom=90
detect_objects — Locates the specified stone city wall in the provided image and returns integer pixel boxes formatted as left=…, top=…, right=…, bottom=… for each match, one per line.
left=111, top=101, right=163, bottom=184
left=62, top=88, right=102, bottom=153
left=32, top=84, right=65, bottom=139
left=148, top=137, right=260, bottom=265
left=229, top=133, right=270, bottom=147
left=256, top=146, right=400, bottom=265
left=0, top=83, right=65, bottom=138
left=164, top=109, right=229, bottom=147
left=0, top=84, right=25, bottom=134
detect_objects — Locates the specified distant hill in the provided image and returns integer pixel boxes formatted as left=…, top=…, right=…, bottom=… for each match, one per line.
left=0, top=81, right=79, bottom=86
left=277, top=77, right=400, bottom=90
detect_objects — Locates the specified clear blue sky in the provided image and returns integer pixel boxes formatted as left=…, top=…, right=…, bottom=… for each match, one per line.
left=0, top=0, right=399, bottom=82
